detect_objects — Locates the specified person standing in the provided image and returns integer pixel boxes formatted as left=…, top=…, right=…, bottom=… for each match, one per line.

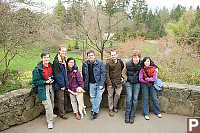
left=53, top=45, right=77, bottom=119
left=67, top=57, right=84, bottom=120
left=32, top=52, right=56, bottom=129
left=139, top=57, right=162, bottom=120
left=82, top=50, right=106, bottom=120
left=106, top=50, right=124, bottom=117
left=125, top=50, right=142, bottom=124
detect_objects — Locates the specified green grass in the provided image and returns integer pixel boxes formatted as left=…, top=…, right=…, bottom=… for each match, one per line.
left=66, top=40, right=120, bottom=50
left=142, top=43, right=161, bottom=55
left=0, top=47, right=82, bottom=72
left=0, top=43, right=82, bottom=95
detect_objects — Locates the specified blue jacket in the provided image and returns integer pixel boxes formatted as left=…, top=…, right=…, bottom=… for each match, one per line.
left=82, top=59, right=106, bottom=91
left=53, top=54, right=77, bottom=91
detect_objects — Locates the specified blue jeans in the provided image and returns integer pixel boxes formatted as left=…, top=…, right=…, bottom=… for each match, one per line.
left=125, top=82, right=140, bottom=120
left=141, top=83, right=160, bottom=115
left=89, top=83, right=105, bottom=113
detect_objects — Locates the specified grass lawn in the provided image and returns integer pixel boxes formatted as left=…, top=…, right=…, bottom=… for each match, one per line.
left=0, top=44, right=82, bottom=94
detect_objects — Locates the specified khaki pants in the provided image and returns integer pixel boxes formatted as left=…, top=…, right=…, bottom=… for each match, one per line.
left=42, top=85, right=54, bottom=124
left=69, top=94, right=78, bottom=113
left=107, top=84, right=122, bottom=110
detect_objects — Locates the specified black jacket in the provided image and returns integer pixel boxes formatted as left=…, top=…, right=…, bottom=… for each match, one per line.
left=126, top=59, right=142, bottom=84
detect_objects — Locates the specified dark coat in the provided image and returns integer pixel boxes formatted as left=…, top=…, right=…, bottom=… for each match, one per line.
left=106, top=58, right=124, bottom=86
left=53, top=54, right=77, bottom=91
left=126, top=59, right=142, bottom=84
left=32, top=61, right=53, bottom=101
left=82, top=59, right=106, bottom=91
left=68, top=70, right=84, bottom=92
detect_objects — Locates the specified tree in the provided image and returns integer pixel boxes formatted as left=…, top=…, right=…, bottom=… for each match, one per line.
left=53, top=0, right=67, bottom=29
left=130, top=0, right=148, bottom=26
left=0, top=1, right=39, bottom=85
left=170, top=5, right=186, bottom=22
left=194, top=6, right=200, bottom=26
left=64, top=0, right=129, bottom=60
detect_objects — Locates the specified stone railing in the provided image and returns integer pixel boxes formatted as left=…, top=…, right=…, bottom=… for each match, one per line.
left=1, top=82, right=200, bottom=131
left=0, top=89, right=44, bottom=131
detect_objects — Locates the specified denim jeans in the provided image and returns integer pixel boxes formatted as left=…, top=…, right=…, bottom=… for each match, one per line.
left=125, top=82, right=140, bottom=120
left=89, top=83, right=105, bottom=113
left=141, top=83, right=161, bottom=115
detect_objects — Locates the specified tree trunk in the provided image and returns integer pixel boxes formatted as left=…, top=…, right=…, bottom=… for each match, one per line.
left=100, top=50, right=104, bottom=60
left=1, top=68, right=9, bottom=85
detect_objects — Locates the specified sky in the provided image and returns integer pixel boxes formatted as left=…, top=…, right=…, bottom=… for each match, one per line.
left=16, top=0, right=200, bottom=13
left=146, top=0, right=200, bottom=10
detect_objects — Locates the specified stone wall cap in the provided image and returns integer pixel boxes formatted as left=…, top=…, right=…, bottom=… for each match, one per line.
left=0, top=88, right=31, bottom=102
left=163, top=82, right=200, bottom=91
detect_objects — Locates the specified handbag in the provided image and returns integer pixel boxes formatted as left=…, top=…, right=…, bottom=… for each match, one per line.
left=153, top=78, right=163, bottom=91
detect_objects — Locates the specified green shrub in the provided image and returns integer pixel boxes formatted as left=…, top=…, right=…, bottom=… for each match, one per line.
left=74, top=40, right=79, bottom=49
left=67, top=42, right=72, bottom=51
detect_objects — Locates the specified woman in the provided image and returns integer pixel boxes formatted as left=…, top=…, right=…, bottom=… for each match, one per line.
left=32, top=52, right=56, bottom=129
left=139, top=57, right=162, bottom=120
left=67, top=57, right=84, bottom=120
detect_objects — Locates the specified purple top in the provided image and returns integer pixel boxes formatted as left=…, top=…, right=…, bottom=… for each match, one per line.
left=139, top=66, right=158, bottom=84
left=68, top=69, right=84, bottom=92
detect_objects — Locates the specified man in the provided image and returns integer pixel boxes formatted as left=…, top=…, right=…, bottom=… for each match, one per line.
left=32, top=52, right=56, bottom=129
left=106, top=50, right=124, bottom=117
left=125, top=50, right=142, bottom=124
left=53, top=45, right=76, bottom=119
left=82, top=50, right=106, bottom=120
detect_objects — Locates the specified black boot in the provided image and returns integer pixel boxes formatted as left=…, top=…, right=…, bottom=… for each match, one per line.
left=130, top=118, right=134, bottom=124
left=90, top=111, right=95, bottom=120
left=93, top=112, right=98, bottom=119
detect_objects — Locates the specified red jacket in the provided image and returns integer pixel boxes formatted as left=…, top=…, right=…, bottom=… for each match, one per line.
left=140, top=66, right=157, bottom=85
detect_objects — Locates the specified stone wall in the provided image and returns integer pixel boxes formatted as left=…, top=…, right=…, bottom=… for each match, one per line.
left=99, top=82, right=200, bottom=117
left=0, top=89, right=44, bottom=131
left=1, top=82, right=200, bottom=131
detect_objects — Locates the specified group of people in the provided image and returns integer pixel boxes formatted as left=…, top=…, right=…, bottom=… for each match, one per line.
left=32, top=45, right=162, bottom=129
left=106, top=49, right=162, bottom=124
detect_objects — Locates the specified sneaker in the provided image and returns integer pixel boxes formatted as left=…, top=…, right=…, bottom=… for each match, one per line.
left=113, top=108, right=118, bottom=113
left=157, top=114, right=162, bottom=118
left=48, top=122, right=53, bottom=129
left=109, top=110, right=114, bottom=117
left=53, top=114, right=57, bottom=118
left=144, top=115, right=150, bottom=120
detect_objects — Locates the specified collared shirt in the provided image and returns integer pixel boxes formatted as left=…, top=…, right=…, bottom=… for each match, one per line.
left=42, top=63, right=53, bottom=81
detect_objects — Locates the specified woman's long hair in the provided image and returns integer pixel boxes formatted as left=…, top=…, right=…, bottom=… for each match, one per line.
left=141, top=57, right=158, bottom=68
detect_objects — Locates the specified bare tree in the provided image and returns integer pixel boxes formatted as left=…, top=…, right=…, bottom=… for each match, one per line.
left=65, top=0, right=129, bottom=60
left=0, top=1, right=40, bottom=85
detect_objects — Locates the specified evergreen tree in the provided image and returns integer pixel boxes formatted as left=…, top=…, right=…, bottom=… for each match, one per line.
left=130, top=0, right=148, bottom=25
left=170, top=4, right=186, bottom=22
left=53, top=0, right=67, bottom=29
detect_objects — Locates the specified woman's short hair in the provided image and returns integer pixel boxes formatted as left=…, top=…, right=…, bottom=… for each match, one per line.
left=67, top=57, right=75, bottom=63
left=41, top=52, right=50, bottom=58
